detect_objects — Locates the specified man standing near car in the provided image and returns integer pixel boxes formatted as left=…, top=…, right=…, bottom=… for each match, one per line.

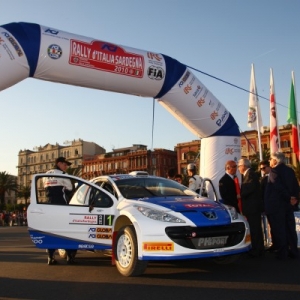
left=43, top=157, right=76, bottom=265
left=187, top=163, right=203, bottom=193
left=238, top=158, right=264, bottom=257
left=219, top=160, right=241, bottom=213
left=265, top=152, right=299, bottom=260
left=44, top=157, right=73, bottom=205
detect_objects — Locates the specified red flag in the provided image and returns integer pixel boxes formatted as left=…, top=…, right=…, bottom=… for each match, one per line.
left=269, top=68, right=280, bottom=153
left=287, top=71, right=300, bottom=161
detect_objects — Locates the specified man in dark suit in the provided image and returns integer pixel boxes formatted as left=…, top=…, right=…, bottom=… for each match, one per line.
left=265, top=152, right=299, bottom=260
left=219, top=160, right=240, bottom=213
left=238, top=158, right=264, bottom=257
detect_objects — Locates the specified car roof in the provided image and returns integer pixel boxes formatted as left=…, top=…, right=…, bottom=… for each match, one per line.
left=91, top=174, right=167, bottom=182
left=128, top=171, right=149, bottom=176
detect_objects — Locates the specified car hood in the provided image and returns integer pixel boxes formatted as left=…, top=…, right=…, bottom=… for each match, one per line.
left=139, top=196, right=232, bottom=226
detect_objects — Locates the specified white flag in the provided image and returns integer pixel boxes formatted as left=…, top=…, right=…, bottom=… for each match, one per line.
left=247, top=64, right=264, bottom=133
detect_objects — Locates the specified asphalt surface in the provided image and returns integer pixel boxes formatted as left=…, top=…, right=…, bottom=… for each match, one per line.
left=1, top=226, right=300, bottom=300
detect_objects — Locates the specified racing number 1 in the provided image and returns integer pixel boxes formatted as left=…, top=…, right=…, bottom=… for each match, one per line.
left=105, top=215, right=114, bottom=226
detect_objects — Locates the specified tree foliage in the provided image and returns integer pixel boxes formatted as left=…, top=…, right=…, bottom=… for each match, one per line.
left=0, top=171, right=17, bottom=209
left=66, top=166, right=82, bottom=178
left=17, top=185, right=31, bottom=207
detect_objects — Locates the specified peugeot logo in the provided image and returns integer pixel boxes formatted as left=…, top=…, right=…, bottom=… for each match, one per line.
left=202, top=211, right=217, bottom=220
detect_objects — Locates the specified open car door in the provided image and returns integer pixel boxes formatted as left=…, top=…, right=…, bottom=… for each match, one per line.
left=28, top=174, right=117, bottom=251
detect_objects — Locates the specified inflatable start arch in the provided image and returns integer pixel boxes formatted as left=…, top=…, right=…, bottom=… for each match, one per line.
left=0, top=22, right=241, bottom=189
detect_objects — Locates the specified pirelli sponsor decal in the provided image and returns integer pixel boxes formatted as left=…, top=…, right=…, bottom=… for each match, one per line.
left=143, top=242, right=174, bottom=252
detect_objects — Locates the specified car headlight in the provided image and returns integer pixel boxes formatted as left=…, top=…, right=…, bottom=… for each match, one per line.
left=136, top=206, right=186, bottom=223
left=226, top=206, right=238, bottom=220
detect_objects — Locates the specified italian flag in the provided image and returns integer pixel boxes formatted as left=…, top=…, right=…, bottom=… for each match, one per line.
left=287, top=72, right=300, bottom=162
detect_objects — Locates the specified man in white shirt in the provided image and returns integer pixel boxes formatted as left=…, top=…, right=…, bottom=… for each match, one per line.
left=187, top=163, right=203, bottom=194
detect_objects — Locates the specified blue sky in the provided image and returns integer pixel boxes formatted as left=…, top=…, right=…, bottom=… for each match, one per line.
left=1, top=0, right=300, bottom=175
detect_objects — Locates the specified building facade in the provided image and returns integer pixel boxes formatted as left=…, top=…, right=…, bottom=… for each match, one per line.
left=175, top=140, right=200, bottom=175
left=18, top=139, right=105, bottom=188
left=175, top=125, right=297, bottom=174
left=12, top=124, right=296, bottom=207
left=240, top=124, right=295, bottom=164
left=82, top=144, right=177, bottom=179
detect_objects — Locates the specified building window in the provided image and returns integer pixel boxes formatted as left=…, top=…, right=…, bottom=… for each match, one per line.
left=282, top=140, right=290, bottom=148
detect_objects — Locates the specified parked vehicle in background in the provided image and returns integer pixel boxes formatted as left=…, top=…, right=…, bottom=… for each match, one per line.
left=27, top=173, right=251, bottom=276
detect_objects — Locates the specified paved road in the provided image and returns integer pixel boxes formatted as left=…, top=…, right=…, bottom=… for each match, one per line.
left=1, top=226, right=300, bottom=300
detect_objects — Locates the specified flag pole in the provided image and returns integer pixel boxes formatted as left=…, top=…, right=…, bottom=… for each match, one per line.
left=248, top=64, right=263, bottom=160
left=292, top=71, right=300, bottom=161
left=257, top=110, right=263, bottom=161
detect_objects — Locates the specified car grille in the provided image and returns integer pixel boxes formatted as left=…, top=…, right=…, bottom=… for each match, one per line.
left=165, top=222, right=246, bottom=250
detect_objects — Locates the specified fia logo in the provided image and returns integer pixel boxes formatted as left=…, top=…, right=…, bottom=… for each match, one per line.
left=147, top=66, right=164, bottom=80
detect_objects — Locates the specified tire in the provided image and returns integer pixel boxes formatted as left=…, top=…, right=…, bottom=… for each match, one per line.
left=213, top=254, right=241, bottom=265
left=114, top=225, right=148, bottom=277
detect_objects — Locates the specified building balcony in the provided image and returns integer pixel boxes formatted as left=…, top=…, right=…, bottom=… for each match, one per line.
left=281, top=147, right=292, bottom=153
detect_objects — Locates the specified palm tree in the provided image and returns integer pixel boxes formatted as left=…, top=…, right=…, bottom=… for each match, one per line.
left=0, top=171, right=17, bottom=209
left=249, top=149, right=271, bottom=171
left=66, top=166, right=82, bottom=178
left=17, top=185, right=31, bottom=207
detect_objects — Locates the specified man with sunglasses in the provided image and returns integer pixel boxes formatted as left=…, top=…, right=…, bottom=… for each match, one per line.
left=259, top=160, right=271, bottom=200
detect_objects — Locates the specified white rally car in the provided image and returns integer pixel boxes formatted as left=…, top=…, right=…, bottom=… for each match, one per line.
left=27, top=173, right=251, bottom=276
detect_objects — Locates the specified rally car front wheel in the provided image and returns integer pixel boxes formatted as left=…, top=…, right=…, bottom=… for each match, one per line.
left=114, top=225, right=148, bottom=277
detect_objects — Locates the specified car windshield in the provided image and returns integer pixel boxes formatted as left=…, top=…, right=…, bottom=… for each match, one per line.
left=114, top=177, right=197, bottom=198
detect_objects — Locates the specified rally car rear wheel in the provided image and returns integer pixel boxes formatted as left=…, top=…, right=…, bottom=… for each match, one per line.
left=114, top=225, right=148, bottom=277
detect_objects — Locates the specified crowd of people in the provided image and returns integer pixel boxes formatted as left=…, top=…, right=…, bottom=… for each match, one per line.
left=168, top=151, right=299, bottom=260
left=0, top=210, right=27, bottom=227
left=218, top=152, right=299, bottom=260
